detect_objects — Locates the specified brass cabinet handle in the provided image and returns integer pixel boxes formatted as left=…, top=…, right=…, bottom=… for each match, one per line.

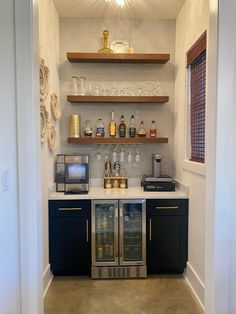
left=86, top=219, right=89, bottom=242
left=149, top=218, right=152, bottom=241
left=155, top=206, right=179, bottom=210
left=59, top=207, right=82, bottom=211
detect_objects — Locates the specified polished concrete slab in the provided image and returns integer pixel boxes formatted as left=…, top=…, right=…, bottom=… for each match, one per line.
left=44, top=275, right=203, bottom=314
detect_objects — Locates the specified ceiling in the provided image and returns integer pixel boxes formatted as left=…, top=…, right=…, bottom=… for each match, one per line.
left=53, top=0, right=185, bottom=19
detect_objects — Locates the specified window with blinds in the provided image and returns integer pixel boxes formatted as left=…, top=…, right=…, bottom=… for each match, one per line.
left=187, top=32, right=206, bottom=163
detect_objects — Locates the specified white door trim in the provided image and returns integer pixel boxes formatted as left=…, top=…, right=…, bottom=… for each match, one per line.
left=14, top=0, right=43, bottom=313
left=205, top=0, right=236, bottom=313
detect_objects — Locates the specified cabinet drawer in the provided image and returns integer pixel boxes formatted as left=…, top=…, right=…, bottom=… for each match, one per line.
left=147, top=199, right=188, bottom=216
left=49, top=200, right=91, bottom=217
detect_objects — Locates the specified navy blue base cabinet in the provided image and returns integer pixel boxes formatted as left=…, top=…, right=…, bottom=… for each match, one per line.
left=49, top=200, right=91, bottom=276
left=146, top=199, right=188, bottom=274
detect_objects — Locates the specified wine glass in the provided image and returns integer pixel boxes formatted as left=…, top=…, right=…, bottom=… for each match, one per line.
left=104, top=151, right=110, bottom=162
left=119, top=147, right=125, bottom=163
left=127, top=148, right=132, bottom=165
left=96, top=145, right=102, bottom=161
left=135, top=148, right=141, bottom=163
left=112, top=147, right=118, bottom=163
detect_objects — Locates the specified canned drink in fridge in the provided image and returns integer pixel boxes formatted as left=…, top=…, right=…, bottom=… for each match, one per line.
left=109, top=245, right=113, bottom=257
left=105, top=244, right=110, bottom=256
left=98, top=247, right=103, bottom=259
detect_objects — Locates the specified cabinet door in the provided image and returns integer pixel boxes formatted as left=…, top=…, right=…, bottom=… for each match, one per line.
left=147, top=199, right=188, bottom=274
left=49, top=200, right=91, bottom=275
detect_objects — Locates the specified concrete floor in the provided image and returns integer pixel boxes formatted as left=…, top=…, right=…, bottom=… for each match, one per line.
left=44, top=275, right=203, bottom=314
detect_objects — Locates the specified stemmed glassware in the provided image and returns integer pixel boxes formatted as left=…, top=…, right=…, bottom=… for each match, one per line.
left=112, top=147, right=118, bottom=163
left=119, top=147, right=125, bottom=163
left=135, top=148, right=141, bottom=164
left=96, top=145, right=102, bottom=161
left=127, top=148, right=133, bottom=165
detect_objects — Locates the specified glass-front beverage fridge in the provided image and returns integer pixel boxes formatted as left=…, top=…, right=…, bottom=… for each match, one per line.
left=91, top=199, right=146, bottom=279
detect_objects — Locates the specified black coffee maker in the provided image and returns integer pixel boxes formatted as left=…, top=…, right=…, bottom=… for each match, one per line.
left=142, top=154, right=175, bottom=191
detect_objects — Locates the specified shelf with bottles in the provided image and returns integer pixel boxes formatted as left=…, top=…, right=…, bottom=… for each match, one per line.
left=96, top=245, right=114, bottom=260
left=69, top=112, right=168, bottom=144
left=95, top=228, right=114, bottom=234
left=68, top=137, right=168, bottom=144
left=67, top=52, right=170, bottom=64
left=124, top=238, right=142, bottom=246
left=67, top=95, right=169, bottom=104
left=124, top=244, right=142, bottom=247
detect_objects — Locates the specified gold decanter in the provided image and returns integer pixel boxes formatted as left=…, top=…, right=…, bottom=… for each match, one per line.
left=98, top=30, right=113, bottom=54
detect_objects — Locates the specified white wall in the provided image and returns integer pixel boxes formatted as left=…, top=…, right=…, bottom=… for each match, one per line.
left=0, top=1, right=21, bottom=313
left=59, top=18, right=176, bottom=179
left=38, top=0, right=60, bottom=293
left=174, top=0, right=209, bottom=307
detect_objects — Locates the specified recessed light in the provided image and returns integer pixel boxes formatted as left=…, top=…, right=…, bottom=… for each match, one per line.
left=106, top=0, right=126, bottom=8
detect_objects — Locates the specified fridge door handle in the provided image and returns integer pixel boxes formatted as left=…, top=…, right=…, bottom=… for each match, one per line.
left=149, top=218, right=152, bottom=241
left=115, top=207, right=118, bottom=218
left=120, top=208, right=123, bottom=217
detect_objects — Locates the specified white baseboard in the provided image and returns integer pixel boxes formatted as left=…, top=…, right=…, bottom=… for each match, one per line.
left=184, top=262, right=205, bottom=311
left=43, top=264, right=53, bottom=298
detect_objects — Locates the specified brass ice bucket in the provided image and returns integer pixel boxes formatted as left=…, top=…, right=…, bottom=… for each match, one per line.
left=69, top=114, right=81, bottom=138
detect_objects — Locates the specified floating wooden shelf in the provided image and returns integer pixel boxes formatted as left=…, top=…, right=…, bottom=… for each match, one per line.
left=67, top=52, right=170, bottom=64
left=68, top=137, right=168, bottom=145
left=67, top=95, right=169, bottom=104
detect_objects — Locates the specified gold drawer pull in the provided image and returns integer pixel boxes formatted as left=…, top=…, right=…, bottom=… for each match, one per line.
left=155, top=206, right=179, bottom=210
left=59, top=207, right=82, bottom=211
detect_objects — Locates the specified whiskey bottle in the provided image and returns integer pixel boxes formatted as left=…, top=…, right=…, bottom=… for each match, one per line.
left=84, top=119, right=93, bottom=137
left=119, top=115, right=126, bottom=137
left=150, top=120, right=157, bottom=137
left=138, top=121, right=146, bottom=137
left=129, top=115, right=136, bottom=137
left=109, top=110, right=116, bottom=137
left=96, top=118, right=105, bottom=137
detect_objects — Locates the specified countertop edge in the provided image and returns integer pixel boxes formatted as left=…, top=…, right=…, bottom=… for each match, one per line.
left=48, top=187, right=188, bottom=201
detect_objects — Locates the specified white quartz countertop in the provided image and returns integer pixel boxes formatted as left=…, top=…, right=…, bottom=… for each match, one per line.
left=49, top=186, right=188, bottom=200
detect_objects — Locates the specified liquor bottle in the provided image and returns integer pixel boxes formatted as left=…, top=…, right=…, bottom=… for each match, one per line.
left=84, top=119, right=93, bottom=137
left=96, top=118, right=105, bottom=137
left=138, top=121, right=146, bottom=137
left=129, top=115, right=136, bottom=137
left=109, top=110, right=116, bottom=137
left=102, top=213, right=108, bottom=228
left=150, top=120, right=157, bottom=137
left=119, top=115, right=126, bottom=137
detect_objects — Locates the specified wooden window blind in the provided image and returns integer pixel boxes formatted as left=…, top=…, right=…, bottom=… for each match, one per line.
left=187, top=32, right=206, bottom=163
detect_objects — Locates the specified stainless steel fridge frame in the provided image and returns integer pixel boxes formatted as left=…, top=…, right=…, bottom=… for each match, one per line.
left=91, top=199, right=147, bottom=279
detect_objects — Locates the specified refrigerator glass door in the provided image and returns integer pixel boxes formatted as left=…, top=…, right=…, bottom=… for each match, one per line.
left=119, top=200, right=146, bottom=266
left=92, top=200, right=119, bottom=266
